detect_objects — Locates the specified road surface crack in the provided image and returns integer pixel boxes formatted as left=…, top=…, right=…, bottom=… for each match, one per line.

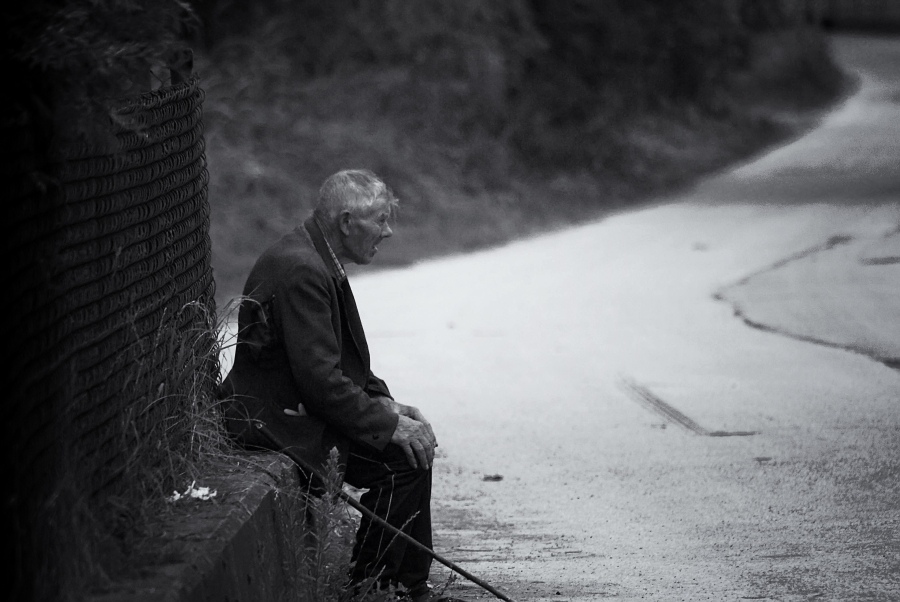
left=618, top=377, right=758, bottom=437
left=713, top=231, right=900, bottom=373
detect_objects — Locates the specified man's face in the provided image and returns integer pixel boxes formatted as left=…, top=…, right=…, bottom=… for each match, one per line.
left=340, top=198, right=394, bottom=265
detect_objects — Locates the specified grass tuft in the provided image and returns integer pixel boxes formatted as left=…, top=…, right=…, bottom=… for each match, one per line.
left=36, top=298, right=254, bottom=600
left=283, top=447, right=456, bottom=602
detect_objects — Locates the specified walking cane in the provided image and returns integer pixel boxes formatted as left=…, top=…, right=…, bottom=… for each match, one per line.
left=253, top=421, right=516, bottom=602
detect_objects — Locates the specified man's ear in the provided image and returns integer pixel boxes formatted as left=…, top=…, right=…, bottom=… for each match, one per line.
left=338, top=210, right=353, bottom=236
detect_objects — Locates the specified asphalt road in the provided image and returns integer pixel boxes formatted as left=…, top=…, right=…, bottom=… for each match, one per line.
left=348, top=35, right=900, bottom=601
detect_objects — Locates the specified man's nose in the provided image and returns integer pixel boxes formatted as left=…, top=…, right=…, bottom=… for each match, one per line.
left=382, top=223, right=393, bottom=238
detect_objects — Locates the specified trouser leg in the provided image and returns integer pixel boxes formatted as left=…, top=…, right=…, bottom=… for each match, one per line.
left=343, top=441, right=433, bottom=593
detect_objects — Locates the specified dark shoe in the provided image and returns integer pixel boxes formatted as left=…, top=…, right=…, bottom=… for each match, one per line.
left=408, top=586, right=470, bottom=602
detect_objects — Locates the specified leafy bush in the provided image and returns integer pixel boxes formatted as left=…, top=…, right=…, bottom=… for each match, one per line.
left=740, top=0, right=804, bottom=30
left=197, top=0, right=833, bottom=178
left=4, top=0, right=197, bottom=148
left=197, top=0, right=844, bottom=302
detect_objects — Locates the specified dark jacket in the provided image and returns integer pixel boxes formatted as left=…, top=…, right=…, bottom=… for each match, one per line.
left=221, top=217, right=399, bottom=472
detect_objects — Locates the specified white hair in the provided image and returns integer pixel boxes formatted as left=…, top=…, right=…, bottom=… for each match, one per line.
left=313, top=169, right=398, bottom=223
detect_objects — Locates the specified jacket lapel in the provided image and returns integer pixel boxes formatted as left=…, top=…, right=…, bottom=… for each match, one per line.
left=339, top=279, right=370, bottom=367
left=303, top=218, right=369, bottom=368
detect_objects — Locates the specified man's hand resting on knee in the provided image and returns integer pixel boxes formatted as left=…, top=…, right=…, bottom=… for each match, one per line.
left=374, top=396, right=438, bottom=469
left=391, top=414, right=436, bottom=470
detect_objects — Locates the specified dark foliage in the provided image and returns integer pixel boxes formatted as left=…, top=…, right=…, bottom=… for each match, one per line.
left=192, top=0, right=821, bottom=174
left=3, top=0, right=198, bottom=151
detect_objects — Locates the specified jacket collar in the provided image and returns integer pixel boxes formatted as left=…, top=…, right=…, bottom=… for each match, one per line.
left=304, top=215, right=346, bottom=283
left=303, top=216, right=369, bottom=363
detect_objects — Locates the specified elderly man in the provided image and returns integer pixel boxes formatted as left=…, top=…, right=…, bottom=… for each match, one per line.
left=221, top=169, right=453, bottom=601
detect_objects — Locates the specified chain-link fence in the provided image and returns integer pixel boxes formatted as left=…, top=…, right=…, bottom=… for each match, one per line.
left=5, top=72, right=216, bottom=600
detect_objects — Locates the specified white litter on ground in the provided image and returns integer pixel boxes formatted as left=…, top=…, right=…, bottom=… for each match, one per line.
left=168, top=481, right=218, bottom=502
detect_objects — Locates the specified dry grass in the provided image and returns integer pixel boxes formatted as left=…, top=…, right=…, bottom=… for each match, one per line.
left=36, top=300, right=255, bottom=600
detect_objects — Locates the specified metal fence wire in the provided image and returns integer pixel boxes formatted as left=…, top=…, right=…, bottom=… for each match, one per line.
left=5, top=75, right=216, bottom=514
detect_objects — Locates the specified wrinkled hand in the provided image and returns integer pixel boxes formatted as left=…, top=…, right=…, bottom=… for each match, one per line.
left=395, top=404, right=437, bottom=451
left=391, top=414, right=436, bottom=470
left=372, top=396, right=438, bottom=469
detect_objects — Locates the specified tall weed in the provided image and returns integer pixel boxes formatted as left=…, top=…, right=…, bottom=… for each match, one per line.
left=277, top=448, right=405, bottom=602
left=34, top=298, right=238, bottom=600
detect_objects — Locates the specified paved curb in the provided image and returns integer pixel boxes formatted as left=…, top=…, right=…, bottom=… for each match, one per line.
left=90, top=455, right=306, bottom=602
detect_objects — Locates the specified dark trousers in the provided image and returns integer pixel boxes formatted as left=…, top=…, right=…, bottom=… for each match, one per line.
left=343, top=441, right=433, bottom=594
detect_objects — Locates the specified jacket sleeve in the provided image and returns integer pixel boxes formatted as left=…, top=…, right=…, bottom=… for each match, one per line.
left=366, top=372, right=392, bottom=400
left=276, top=263, right=398, bottom=450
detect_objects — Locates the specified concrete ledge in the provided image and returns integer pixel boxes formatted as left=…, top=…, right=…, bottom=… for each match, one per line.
left=90, top=454, right=306, bottom=602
